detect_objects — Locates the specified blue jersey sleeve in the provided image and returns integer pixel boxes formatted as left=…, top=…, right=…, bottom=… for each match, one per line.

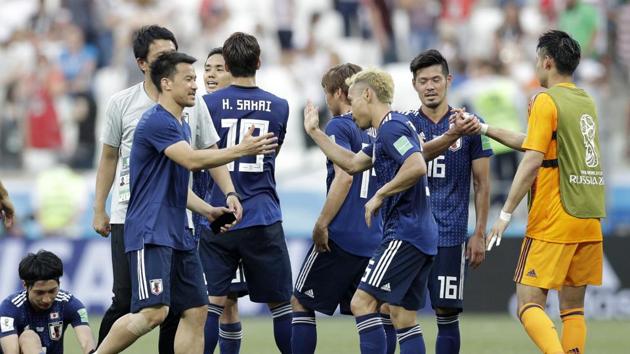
left=379, top=120, right=422, bottom=165
left=277, top=100, right=289, bottom=146
left=470, top=116, right=493, bottom=160
left=325, top=119, right=353, bottom=151
left=145, top=114, right=186, bottom=153
left=0, top=299, right=20, bottom=338
left=64, top=296, right=89, bottom=328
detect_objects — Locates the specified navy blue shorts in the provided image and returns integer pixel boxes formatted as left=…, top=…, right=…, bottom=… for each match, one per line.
left=199, top=222, right=292, bottom=303
left=293, top=240, right=369, bottom=315
left=427, top=244, right=467, bottom=311
left=358, top=239, right=434, bottom=311
left=128, top=245, right=208, bottom=313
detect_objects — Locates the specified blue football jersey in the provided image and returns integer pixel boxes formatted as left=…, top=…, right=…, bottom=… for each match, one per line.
left=0, top=290, right=89, bottom=354
left=361, top=112, right=438, bottom=255
left=325, top=113, right=382, bottom=257
left=203, top=85, right=289, bottom=230
left=125, top=104, right=194, bottom=252
left=406, top=108, right=493, bottom=246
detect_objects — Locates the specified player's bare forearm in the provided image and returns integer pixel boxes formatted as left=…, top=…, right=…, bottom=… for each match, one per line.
left=0, top=334, right=19, bottom=354
left=472, top=158, right=491, bottom=233
left=73, top=325, right=96, bottom=354
left=501, top=150, right=543, bottom=213
left=376, top=152, right=426, bottom=199
left=207, top=146, right=236, bottom=195
left=485, top=126, right=526, bottom=152
left=187, top=188, right=213, bottom=215
left=422, top=133, right=460, bottom=161
left=308, top=128, right=372, bottom=174
left=317, top=165, right=353, bottom=227
left=93, top=144, right=119, bottom=212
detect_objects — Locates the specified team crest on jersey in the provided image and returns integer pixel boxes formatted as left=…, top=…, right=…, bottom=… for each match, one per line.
left=449, top=137, right=462, bottom=152
left=49, top=321, right=63, bottom=341
left=49, top=312, right=59, bottom=320
left=150, top=279, right=164, bottom=295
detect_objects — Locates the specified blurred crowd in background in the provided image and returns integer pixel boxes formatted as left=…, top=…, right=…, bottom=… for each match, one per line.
left=1, top=0, right=629, bottom=239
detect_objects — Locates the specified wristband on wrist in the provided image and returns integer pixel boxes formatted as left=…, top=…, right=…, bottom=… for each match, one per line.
left=226, top=191, right=241, bottom=201
left=480, top=123, right=489, bottom=135
left=499, top=210, right=512, bottom=222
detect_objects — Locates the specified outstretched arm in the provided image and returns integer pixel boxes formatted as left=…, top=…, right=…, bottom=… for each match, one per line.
left=303, top=102, right=372, bottom=174
left=482, top=124, right=526, bottom=152
left=165, top=126, right=278, bottom=171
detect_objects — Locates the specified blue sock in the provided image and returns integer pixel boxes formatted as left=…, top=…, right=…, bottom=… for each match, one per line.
left=204, top=304, right=224, bottom=354
left=270, top=303, right=292, bottom=354
left=355, top=313, right=386, bottom=354
left=291, top=311, right=317, bottom=354
left=381, top=313, right=396, bottom=354
left=219, top=322, right=242, bottom=354
left=436, top=314, right=460, bottom=354
left=397, top=325, right=426, bottom=354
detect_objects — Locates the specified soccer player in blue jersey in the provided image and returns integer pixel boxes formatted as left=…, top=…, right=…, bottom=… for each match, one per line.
left=291, top=63, right=383, bottom=354
left=0, top=250, right=95, bottom=354
left=94, top=52, right=278, bottom=354
left=199, top=32, right=293, bottom=354
left=305, top=68, right=475, bottom=354
left=93, top=26, right=242, bottom=354
left=193, top=47, right=249, bottom=354
left=405, top=49, right=492, bottom=354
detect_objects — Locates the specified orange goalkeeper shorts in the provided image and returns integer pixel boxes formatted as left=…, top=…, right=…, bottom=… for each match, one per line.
left=513, top=237, right=602, bottom=290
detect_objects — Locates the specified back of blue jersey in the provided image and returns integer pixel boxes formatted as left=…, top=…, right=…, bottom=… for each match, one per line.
left=406, top=108, right=493, bottom=246
left=325, top=114, right=382, bottom=257
left=203, top=85, right=289, bottom=230
left=361, top=112, right=438, bottom=255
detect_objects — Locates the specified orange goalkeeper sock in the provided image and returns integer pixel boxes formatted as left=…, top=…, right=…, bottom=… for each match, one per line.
left=561, top=308, right=586, bottom=353
left=519, top=303, right=564, bottom=354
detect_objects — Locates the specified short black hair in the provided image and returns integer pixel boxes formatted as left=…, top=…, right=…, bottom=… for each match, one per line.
left=133, top=25, right=178, bottom=61
left=223, top=32, right=260, bottom=78
left=19, top=250, right=63, bottom=287
left=150, top=52, right=197, bottom=93
left=537, top=30, right=581, bottom=75
left=206, top=47, right=223, bottom=60
left=409, top=49, right=450, bottom=79
left=321, top=63, right=362, bottom=97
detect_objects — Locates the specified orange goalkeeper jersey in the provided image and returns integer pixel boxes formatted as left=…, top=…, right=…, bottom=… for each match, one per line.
left=521, top=83, right=602, bottom=243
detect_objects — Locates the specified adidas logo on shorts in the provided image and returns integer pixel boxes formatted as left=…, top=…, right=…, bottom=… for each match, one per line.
left=380, top=283, right=391, bottom=292
left=304, top=289, right=315, bottom=298
left=526, top=269, right=537, bottom=278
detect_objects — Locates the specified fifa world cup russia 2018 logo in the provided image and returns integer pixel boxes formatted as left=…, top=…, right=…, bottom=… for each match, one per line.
left=580, top=114, right=599, bottom=168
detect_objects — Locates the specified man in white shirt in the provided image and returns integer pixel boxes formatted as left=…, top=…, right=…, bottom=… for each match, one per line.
left=92, top=25, right=242, bottom=354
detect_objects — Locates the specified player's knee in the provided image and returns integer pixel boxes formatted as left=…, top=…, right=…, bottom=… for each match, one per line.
left=182, top=305, right=208, bottom=327
left=351, top=290, right=378, bottom=316
left=18, top=329, right=42, bottom=348
left=221, top=301, right=240, bottom=323
left=127, top=309, right=164, bottom=337
left=379, top=303, right=390, bottom=315
left=389, top=306, right=417, bottom=329
left=291, top=295, right=306, bottom=312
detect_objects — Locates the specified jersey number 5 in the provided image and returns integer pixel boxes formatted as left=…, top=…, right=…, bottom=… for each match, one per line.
left=222, top=118, right=270, bottom=172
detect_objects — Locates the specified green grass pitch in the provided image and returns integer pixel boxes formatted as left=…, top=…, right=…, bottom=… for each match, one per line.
left=64, top=314, right=629, bottom=353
